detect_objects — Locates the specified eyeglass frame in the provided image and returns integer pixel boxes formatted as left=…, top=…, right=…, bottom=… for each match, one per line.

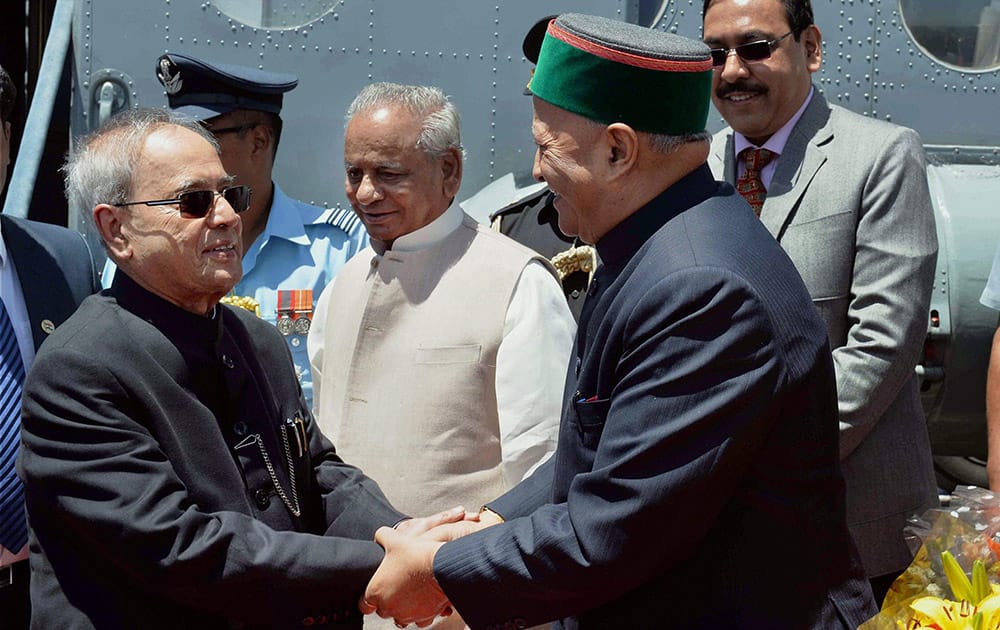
left=708, top=31, right=794, bottom=68
left=113, top=185, right=252, bottom=218
left=203, top=122, right=260, bottom=136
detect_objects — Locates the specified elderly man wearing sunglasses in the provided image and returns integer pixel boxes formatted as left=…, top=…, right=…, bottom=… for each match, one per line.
left=15, top=108, right=460, bottom=629
left=703, top=0, right=939, bottom=604
left=104, top=53, right=366, bottom=411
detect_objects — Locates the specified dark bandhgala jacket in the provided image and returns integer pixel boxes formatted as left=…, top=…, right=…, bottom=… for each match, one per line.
left=433, top=165, right=877, bottom=629
left=19, top=271, right=403, bottom=629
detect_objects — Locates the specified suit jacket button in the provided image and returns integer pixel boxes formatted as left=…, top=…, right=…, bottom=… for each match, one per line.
left=254, top=488, right=270, bottom=509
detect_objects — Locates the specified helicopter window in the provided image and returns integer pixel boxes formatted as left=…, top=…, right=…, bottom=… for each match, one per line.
left=212, top=0, right=340, bottom=30
left=899, top=0, right=1000, bottom=70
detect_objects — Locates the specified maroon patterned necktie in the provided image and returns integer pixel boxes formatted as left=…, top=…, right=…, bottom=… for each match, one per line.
left=737, top=147, right=776, bottom=216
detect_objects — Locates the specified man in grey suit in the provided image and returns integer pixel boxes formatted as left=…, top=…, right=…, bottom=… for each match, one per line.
left=703, top=0, right=939, bottom=602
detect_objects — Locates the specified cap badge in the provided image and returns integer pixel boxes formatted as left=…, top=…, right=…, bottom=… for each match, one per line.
left=157, top=57, right=183, bottom=95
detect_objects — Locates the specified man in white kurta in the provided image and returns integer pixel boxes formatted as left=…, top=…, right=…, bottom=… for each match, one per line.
left=308, top=85, right=574, bottom=612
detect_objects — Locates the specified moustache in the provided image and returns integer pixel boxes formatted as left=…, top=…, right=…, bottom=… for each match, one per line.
left=716, top=81, right=767, bottom=99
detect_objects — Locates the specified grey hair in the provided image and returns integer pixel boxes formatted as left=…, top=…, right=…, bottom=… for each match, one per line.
left=345, top=82, right=463, bottom=159
left=644, top=130, right=712, bottom=154
left=0, top=63, right=16, bottom=126
left=576, top=114, right=710, bottom=155
left=63, top=107, right=219, bottom=217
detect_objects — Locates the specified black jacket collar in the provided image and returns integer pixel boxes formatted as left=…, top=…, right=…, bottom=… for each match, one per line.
left=595, top=164, right=718, bottom=268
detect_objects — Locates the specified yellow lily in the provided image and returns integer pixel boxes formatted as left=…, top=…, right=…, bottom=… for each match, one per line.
left=942, top=552, right=976, bottom=604
left=906, top=596, right=977, bottom=629
left=903, top=593, right=1000, bottom=630
left=978, top=593, right=1000, bottom=630
left=900, top=554, right=1000, bottom=630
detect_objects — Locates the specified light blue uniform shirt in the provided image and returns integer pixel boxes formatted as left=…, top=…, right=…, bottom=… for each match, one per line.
left=103, top=183, right=366, bottom=408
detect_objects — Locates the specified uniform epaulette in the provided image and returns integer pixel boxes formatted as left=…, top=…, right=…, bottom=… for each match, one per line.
left=489, top=185, right=551, bottom=222
left=321, top=207, right=363, bottom=234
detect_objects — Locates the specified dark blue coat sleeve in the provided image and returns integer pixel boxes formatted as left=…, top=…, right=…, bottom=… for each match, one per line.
left=433, top=267, right=789, bottom=627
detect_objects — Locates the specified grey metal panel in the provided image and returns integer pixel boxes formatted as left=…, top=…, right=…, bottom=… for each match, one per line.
left=813, top=0, right=879, bottom=118
left=868, top=1, right=1000, bottom=146
left=923, top=156, right=1000, bottom=457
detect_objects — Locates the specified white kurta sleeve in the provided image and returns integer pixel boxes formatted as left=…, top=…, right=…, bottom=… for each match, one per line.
left=494, top=260, right=576, bottom=486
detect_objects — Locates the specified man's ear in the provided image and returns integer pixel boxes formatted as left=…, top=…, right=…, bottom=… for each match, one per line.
left=94, top=203, right=131, bottom=261
left=249, top=123, right=273, bottom=160
left=440, top=147, right=463, bottom=199
left=802, top=25, right=823, bottom=73
left=605, top=123, right=639, bottom=180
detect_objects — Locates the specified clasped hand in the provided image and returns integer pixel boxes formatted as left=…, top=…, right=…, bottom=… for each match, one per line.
left=360, top=506, right=502, bottom=627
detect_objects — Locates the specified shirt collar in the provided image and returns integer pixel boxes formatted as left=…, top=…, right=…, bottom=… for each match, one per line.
left=596, top=164, right=718, bottom=268
left=380, top=203, right=462, bottom=254
left=260, top=182, right=310, bottom=246
left=734, top=86, right=814, bottom=156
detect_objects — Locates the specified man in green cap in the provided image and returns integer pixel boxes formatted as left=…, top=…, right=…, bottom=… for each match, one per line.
left=361, top=14, right=876, bottom=629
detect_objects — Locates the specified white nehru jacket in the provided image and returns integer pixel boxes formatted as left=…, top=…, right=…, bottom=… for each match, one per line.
left=308, top=204, right=574, bottom=516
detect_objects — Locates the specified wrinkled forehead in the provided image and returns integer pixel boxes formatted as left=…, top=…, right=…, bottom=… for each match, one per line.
left=345, top=107, right=426, bottom=161
left=531, top=97, right=600, bottom=140
left=133, top=125, right=227, bottom=191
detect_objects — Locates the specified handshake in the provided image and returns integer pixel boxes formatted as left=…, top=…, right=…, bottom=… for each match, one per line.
left=360, top=505, right=504, bottom=628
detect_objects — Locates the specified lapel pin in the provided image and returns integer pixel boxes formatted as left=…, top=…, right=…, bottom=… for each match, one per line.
left=41, top=319, right=56, bottom=334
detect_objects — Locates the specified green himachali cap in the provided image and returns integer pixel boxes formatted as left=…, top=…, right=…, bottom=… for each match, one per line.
left=529, top=14, right=713, bottom=135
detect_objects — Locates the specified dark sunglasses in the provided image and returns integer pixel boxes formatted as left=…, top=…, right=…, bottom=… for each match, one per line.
left=114, top=185, right=251, bottom=218
left=204, top=122, right=260, bottom=136
left=709, top=31, right=793, bottom=67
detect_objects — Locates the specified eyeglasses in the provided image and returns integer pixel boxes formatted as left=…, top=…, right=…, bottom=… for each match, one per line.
left=204, top=122, right=260, bottom=136
left=115, top=185, right=251, bottom=218
left=709, top=31, right=793, bottom=67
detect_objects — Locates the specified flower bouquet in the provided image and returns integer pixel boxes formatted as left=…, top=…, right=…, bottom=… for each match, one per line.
left=860, top=486, right=1000, bottom=629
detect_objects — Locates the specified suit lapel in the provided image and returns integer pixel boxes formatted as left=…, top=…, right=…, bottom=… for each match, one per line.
left=760, top=91, right=834, bottom=239
left=720, top=134, right=736, bottom=184
left=2, top=216, right=66, bottom=350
